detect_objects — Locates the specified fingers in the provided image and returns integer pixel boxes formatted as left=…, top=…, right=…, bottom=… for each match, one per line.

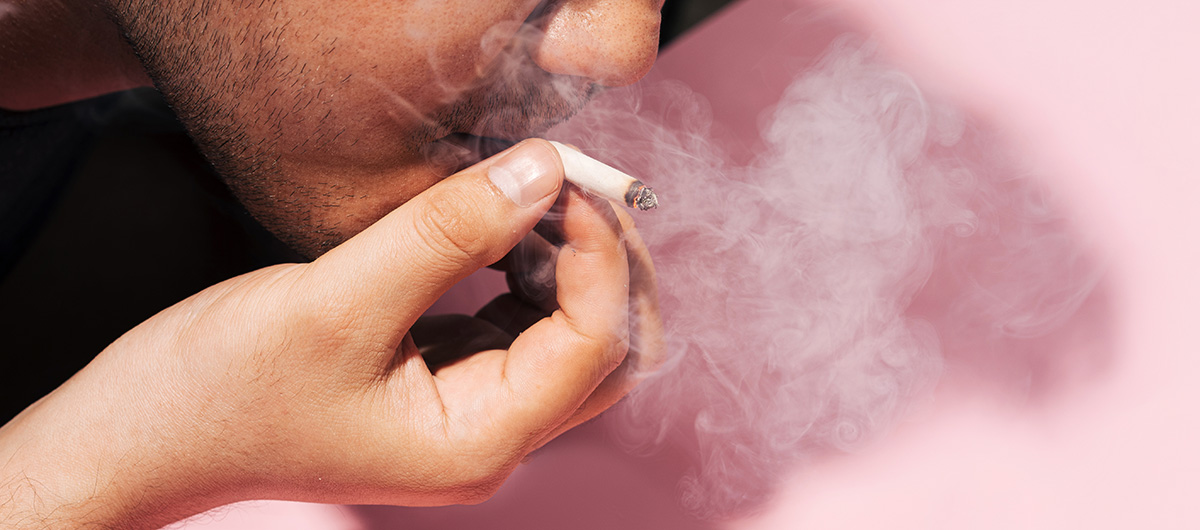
left=497, top=187, right=631, bottom=441
left=528, top=206, right=664, bottom=449
left=304, top=139, right=564, bottom=350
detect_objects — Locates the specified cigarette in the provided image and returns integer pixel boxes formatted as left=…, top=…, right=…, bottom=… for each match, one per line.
left=549, top=141, right=658, bottom=211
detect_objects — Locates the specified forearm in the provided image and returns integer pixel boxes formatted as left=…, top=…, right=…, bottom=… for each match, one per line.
left=0, top=359, right=220, bottom=530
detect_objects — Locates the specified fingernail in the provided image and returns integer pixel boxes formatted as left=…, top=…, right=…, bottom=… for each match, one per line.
left=488, top=141, right=560, bottom=207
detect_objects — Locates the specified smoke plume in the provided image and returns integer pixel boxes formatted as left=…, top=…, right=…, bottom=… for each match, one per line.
left=548, top=37, right=1104, bottom=518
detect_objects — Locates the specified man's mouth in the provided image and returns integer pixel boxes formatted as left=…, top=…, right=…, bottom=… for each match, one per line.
left=427, top=133, right=522, bottom=175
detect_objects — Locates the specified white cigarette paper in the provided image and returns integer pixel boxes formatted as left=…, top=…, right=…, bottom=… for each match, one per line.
left=549, top=141, right=658, bottom=211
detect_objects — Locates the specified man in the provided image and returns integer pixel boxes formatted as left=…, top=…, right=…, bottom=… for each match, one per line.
left=0, top=1, right=664, bottom=528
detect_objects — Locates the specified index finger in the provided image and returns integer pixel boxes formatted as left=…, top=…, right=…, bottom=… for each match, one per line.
left=527, top=205, right=665, bottom=450
left=498, top=186, right=630, bottom=441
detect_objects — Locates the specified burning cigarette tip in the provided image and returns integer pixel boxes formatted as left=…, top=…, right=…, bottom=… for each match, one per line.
left=549, top=141, right=659, bottom=212
left=626, top=181, right=658, bottom=210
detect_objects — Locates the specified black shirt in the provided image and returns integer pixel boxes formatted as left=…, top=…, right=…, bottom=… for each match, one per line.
left=0, top=89, right=300, bottom=422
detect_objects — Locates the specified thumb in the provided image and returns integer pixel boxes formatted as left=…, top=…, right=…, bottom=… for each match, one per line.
left=305, top=139, right=564, bottom=347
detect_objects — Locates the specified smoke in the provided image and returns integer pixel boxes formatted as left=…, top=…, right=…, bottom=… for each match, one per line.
left=366, top=0, right=599, bottom=146
left=548, top=37, right=1104, bottom=518
left=338, top=7, right=1104, bottom=519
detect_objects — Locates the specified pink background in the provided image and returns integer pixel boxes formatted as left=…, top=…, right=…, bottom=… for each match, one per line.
left=734, top=1, right=1200, bottom=527
left=172, top=0, right=1200, bottom=528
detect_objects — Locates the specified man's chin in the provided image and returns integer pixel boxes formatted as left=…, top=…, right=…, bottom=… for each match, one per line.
left=237, top=179, right=431, bottom=261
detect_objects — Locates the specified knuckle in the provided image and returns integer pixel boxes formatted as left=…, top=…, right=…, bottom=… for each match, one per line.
left=452, top=477, right=506, bottom=505
left=567, top=315, right=630, bottom=375
left=412, top=192, right=490, bottom=272
left=433, top=446, right=517, bottom=503
left=600, top=335, right=631, bottom=377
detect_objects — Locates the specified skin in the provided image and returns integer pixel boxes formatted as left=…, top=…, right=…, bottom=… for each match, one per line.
left=0, top=0, right=664, bottom=528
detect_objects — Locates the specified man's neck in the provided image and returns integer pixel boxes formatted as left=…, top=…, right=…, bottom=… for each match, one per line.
left=0, top=0, right=151, bottom=111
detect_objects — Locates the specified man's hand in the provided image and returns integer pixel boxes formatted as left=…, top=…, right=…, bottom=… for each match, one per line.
left=0, top=139, right=662, bottom=529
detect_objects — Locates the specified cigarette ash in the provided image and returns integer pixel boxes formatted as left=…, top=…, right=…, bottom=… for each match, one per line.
left=626, top=182, right=658, bottom=210
left=548, top=38, right=1104, bottom=518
